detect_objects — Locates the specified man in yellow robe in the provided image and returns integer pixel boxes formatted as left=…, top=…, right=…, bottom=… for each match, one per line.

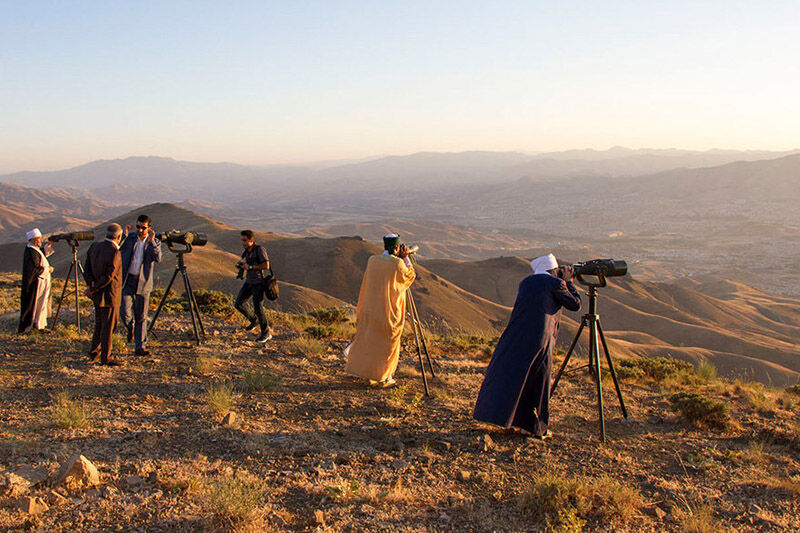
left=345, top=234, right=416, bottom=387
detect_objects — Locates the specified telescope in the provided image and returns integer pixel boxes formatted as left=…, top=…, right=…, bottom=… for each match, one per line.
left=49, top=231, right=94, bottom=242
left=156, top=230, right=208, bottom=247
left=572, top=259, right=627, bottom=287
left=156, top=230, right=208, bottom=253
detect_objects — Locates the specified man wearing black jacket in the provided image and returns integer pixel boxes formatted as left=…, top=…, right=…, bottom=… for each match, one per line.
left=234, top=230, right=272, bottom=343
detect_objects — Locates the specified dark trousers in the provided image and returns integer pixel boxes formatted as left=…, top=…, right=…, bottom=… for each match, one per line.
left=120, top=275, right=150, bottom=350
left=90, top=304, right=118, bottom=363
left=234, top=282, right=269, bottom=333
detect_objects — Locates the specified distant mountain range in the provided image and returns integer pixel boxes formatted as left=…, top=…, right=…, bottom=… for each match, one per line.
left=3, top=147, right=797, bottom=197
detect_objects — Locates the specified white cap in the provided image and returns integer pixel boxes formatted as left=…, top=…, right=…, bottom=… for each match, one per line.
left=530, top=253, right=558, bottom=274
left=26, top=228, right=42, bottom=241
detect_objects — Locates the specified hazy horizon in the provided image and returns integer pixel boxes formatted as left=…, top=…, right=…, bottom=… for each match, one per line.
left=2, top=1, right=799, bottom=173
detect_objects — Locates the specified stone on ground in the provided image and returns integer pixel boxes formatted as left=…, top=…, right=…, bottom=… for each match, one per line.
left=53, top=455, right=100, bottom=492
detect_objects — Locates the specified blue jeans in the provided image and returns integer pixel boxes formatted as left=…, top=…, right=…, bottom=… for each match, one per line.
left=234, top=282, right=269, bottom=334
left=120, top=275, right=150, bottom=350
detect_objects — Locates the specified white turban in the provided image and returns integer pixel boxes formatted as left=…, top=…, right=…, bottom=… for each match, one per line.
left=26, top=228, right=42, bottom=241
left=530, top=253, right=558, bottom=274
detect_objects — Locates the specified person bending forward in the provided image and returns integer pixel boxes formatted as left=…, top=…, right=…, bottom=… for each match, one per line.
left=345, top=234, right=416, bottom=387
left=473, top=253, right=581, bottom=439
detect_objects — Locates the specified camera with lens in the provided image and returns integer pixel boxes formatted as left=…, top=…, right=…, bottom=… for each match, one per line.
left=48, top=231, right=95, bottom=243
left=156, top=230, right=208, bottom=252
left=236, top=261, right=245, bottom=279
left=570, top=258, right=628, bottom=287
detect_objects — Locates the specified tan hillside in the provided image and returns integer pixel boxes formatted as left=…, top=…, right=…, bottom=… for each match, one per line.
left=422, top=256, right=800, bottom=386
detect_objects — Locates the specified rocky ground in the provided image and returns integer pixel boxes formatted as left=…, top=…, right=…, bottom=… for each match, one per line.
left=0, top=278, right=798, bottom=531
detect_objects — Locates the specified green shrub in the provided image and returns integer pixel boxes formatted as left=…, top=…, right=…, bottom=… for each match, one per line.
left=618, top=357, right=693, bottom=381
left=785, top=384, right=800, bottom=396
left=190, top=289, right=233, bottom=317
left=669, top=391, right=731, bottom=429
left=305, top=307, right=350, bottom=324
left=305, top=325, right=336, bottom=338
left=51, top=391, right=92, bottom=429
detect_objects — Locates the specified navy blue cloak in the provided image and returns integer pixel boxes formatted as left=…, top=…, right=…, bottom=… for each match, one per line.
left=473, top=273, right=581, bottom=435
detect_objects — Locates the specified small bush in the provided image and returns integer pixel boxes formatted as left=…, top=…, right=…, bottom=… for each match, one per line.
left=288, top=336, right=327, bottom=356
left=306, top=307, right=350, bottom=325
left=519, top=472, right=642, bottom=530
left=305, top=325, right=336, bottom=339
left=206, top=475, right=264, bottom=524
left=51, top=391, right=91, bottom=429
left=695, top=361, right=717, bottom=382
left=387, top=383, right=424, bottom=411
left=191, top=289, right=233, bottom=317
left=241, top=371, right=281, bottom=392
left=618, top=356, right=693, bottom=381
left=205, top=382, right=236, bottom=416
left=785, top=384, right=800, bottom=396
left=669, top=391, right=731, bottom=429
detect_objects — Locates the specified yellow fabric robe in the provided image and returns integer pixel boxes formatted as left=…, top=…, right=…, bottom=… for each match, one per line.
left=345, top=254, right=416, bottom=382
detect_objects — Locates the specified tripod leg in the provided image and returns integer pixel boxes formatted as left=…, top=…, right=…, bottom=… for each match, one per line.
left=597, top=320, right=628, bottom=419
left=551, top=319, right=585, bottom=395
left=590, top=320, right=606, bottom=443
left=408, top=292, right=429, bottom=396
left=52, top=262, right=75, bottom=328
left=184, top=271, right=205, bottom=337
left=73, top=256, right=81, bottom=330
left=181, top=270, right=201, bottom=345
left=409, top=292, right=436, bottom=377
left=148, top=267, right=179, bottom=334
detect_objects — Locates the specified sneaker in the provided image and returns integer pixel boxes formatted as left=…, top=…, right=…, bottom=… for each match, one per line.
left=135, top=348, right=150, bottom=356
left=243, top=321, right=259, bottom=332
left=256, top=333, right=273, bottom=343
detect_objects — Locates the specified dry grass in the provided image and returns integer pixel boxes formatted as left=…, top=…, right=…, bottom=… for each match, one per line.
left=694, top=361, right=717, bottom=382
left=194, top=355, right=220, bottom=374
left=51, top=391, right=91, bottom=429
left=519, top=472, right=643, bottom=531
left=205, top=382, right=236, bottom=416
left=674, top=504, right=719, bottom=533
left=241, top=370, right=281, bottom=392
left=287, top=335, right=327, bottom=356
left=387, top=382, right=424, bottom=412
left=205, top=474, right=265, bottom=525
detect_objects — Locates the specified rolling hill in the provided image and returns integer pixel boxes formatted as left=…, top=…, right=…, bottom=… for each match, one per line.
left=0, top=202, right=797, bottom=385
left=420, top=256, right=800, bottom=385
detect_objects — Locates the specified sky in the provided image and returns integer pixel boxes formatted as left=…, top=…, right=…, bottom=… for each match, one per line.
left=1, top=1, right=799, bottom=173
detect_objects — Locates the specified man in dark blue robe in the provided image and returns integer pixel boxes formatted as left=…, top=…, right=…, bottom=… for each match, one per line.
left=473, top=254, right=581, bottom=439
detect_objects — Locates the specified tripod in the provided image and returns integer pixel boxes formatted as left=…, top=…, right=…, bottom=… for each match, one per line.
left=52, top=240, right=85, bottom=331
left=550, top=278, right=628, bottom=442
left=406, top=255, right=438, bottom=395
left=148, top=244, right=205, bottom=344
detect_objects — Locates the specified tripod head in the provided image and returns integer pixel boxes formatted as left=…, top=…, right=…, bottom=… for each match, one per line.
left=166, top=241, right=194, bottom=254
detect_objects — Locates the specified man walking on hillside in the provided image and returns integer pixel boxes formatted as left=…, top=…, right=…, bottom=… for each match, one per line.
left=84, top=224, right=124, bottom=366
left=473, top=253, right=581, bottom=439
left=233, top=230, right=272, bottom=343
left=119, top=214, right=161, bottom=356
left=344, top=234, right=416, bottom=388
